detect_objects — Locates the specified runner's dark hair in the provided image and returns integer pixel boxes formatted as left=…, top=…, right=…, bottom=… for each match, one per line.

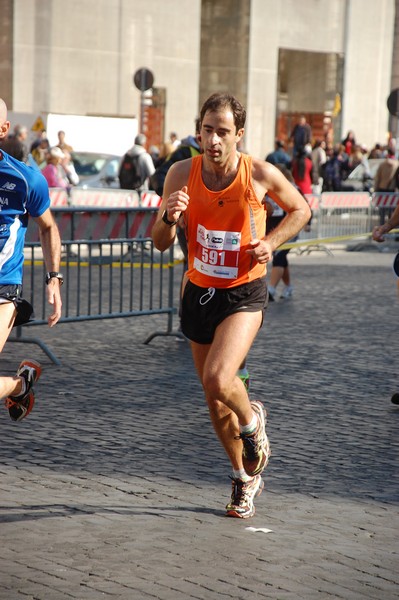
left=200, top=93, right=246, bottom=132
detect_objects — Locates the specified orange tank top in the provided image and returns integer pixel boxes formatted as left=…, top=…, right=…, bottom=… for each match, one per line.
left=184, top=154, right=266, bottom=288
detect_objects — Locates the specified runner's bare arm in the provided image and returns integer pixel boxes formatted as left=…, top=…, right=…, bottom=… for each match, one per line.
left=34, top=208, right=63, bottom=326
left=151, top=160, right=191, bottom=252
left=247, top=159, right=311, bottom=263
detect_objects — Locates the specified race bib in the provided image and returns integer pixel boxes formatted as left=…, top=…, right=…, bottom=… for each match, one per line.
left=193, top=224, right=241, bottom=279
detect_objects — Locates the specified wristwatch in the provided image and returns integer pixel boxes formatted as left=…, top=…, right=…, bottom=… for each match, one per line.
left=45, top=271, right=64, bottom=285
left=162, top=210, right=179, bottom=227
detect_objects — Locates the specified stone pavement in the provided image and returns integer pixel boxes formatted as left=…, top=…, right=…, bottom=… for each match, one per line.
left=0, top=247, right=398, bottom=600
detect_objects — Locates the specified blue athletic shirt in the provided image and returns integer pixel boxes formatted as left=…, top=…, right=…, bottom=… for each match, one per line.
left=0, top=150, right=50, bottom=284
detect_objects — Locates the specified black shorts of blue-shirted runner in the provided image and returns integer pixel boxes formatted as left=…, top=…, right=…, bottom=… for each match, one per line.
left=0, top=285, right=33, bottom=326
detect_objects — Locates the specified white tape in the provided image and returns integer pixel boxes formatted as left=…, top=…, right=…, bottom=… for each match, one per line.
left=245, top=527, right=273, bottom=534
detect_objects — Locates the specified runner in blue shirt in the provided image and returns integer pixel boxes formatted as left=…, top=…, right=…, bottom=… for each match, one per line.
left=0, top=98, right=63, bottom=421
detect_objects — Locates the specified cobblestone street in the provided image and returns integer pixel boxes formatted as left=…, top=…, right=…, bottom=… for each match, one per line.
left=0, top=248, right=398, bottom=600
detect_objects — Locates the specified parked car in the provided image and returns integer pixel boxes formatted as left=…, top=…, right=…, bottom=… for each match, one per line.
left=340, top=158, right=383, bottom=193
left=71, top=151, right=122, bottom=188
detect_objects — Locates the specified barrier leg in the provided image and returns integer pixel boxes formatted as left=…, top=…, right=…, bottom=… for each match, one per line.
left=298, top=243, right=334, bottom=256
left=144, top=308, right=185, bottom=344
left=8, top=326, right=61, bottom=365
left=144, top=246, right=185, bottom=344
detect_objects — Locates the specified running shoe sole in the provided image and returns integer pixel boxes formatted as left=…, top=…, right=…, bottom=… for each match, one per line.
left=5, top=360, right=42, bottom=422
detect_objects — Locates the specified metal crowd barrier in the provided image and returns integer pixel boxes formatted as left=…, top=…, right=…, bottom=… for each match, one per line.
left=11, top=192, right=399, bottom=362
left=371, top=191, right=399, bottom=226
left=11, top=206, right=183, bottom=364
left=296, top=191, right=399, bottom=252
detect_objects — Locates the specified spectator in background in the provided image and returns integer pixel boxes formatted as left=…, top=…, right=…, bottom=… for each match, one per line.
left=291, top=146, right=313, bottom=195
left=169, top=132, right=181, bottom=150
left=311, top=139, right=327, bottom=194
left=342, top=130, right=356, bottom=156
left=369, top=143, right=383, bottom=159
left=118, top=133, right=155, bottom=193
left=149, top=145, right=160, bottom=167
left=290, top=115, right=312, bottom=157
left=150, top=123, right=201, bottom=198
left=374, top=149, right=399, bottom=225
left=57, top=130, right=74, bottom=154
left=0, top=124, right=29, bottom=162
left=31, top=137, right=50, bottom=168
left=30, top=129, right=47, bottom=153
left=264, top=165, right=302, bottom=301
left=347, top=143, right=367, bottom=175
left=374, top=150, right=399, bottom=192
left=265, top=139, right=291, bottom=169
left=321, top=144, right=345, bottom=191
left=41, top=147, right=69, bottom=190
left=61, top=150, right=79, bottom=187
left=154, top=141, right=174, bottom=168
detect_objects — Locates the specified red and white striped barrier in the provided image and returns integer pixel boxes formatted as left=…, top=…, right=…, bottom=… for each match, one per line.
left=69, top=188, right=140, bottom=207
left=321, top=192, right=371, bottom=209
left=372, top=192, right=399, bottom=208
left=49, top=188, right=69, bottom=207
left=140, top=191, right=162, bottom=208
left=25, top=207, right=159, bottom=243
left=66, top=188, right=163, bottom=208
left=305, top=194, right=320, bottom=210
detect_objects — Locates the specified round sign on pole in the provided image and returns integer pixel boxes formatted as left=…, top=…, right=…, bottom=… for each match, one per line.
left=387, top=88, right=399, bottom=117
left=133, top=68, right=154, bottom=92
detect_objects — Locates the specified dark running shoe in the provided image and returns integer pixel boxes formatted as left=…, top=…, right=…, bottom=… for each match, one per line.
left=225, top=475, right=264, bottom=518
left=239, top=400, right=271, bottom=477
left=4, top=360, right=42, bottom=422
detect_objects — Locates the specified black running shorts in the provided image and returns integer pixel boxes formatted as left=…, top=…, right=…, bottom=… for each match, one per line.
left=0, top=284, right=34, bottom=327
left=181, top=277, right=268, bottom=344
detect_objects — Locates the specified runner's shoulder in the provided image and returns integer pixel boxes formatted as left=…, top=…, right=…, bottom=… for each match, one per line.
left=167, top=157, right=193, bottom=182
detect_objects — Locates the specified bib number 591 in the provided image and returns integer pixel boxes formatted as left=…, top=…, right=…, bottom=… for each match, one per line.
left=201, top=247, right=225, bottom=266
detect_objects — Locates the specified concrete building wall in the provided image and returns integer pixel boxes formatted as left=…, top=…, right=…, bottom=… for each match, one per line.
left=199, top=0, right=251, bottom=108
left=0, top=0, right=14, bottom=106
left=9, top=0, right=396, bottom=158
left=13, top=0, right=201, bottom=142
left=248, top=0, right=395, bottom=157
left=342, top=0, right=395, bottom=148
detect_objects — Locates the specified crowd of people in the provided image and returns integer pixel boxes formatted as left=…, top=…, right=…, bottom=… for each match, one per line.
left=3, top=114, right=398, bottom=202
left=265, top=117, right=399, bottom=197
left=0, top=126, right=80, bottom=193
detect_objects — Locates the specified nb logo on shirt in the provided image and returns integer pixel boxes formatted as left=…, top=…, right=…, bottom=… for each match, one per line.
left=1, top=182, right=16, bottom=191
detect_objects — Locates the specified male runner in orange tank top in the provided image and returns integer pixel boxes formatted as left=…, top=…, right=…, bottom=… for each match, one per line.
left=152, top=93, right=310, bottom=518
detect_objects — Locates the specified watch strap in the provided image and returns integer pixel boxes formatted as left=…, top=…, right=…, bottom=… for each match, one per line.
left=162, top=210, right=179, bottom=227
left=45, top=271, right=64, bottom=285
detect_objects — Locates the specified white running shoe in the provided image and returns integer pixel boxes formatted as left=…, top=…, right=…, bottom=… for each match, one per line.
left=281, top=285, right=293, bottom=299
left=225, top=474, right=264, bottom=518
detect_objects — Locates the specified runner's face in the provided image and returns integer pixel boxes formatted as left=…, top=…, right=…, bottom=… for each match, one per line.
left=200, top=109, right=243, bottom=164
